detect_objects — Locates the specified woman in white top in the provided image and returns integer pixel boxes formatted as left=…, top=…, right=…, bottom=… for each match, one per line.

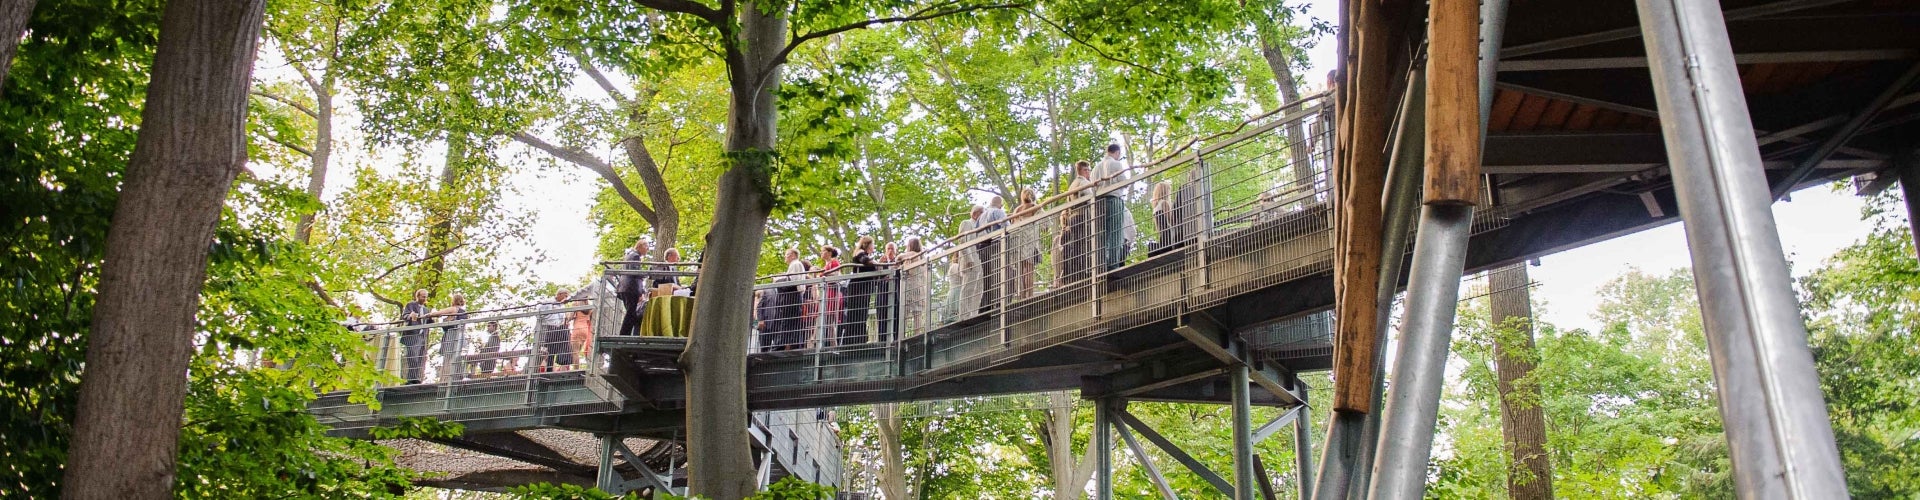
left=898, top=238, right=928, bottom=336
left=954, top=206, right=985, bottom=318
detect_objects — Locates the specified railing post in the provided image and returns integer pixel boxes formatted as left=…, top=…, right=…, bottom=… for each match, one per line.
left=1232, top=365, right=1256, bottom=500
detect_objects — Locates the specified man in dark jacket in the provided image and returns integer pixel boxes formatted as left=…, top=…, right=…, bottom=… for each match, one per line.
left=398, top=289, right=431, bottom=384
left=615, top=239, right=650, bottom=336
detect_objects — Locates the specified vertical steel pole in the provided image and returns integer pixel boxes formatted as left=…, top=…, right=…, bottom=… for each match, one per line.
left=1233, top=365, right=1257, bottom=500
left=1635, top=0, right=1850, bottom=496
left=596, top=434, right=620, bottom=492
left=1292, top=378, right=1315, bottom=500
left=1363, top=204, right=1473, bottom=500
left=1095, top=399, right=1115, bottom=500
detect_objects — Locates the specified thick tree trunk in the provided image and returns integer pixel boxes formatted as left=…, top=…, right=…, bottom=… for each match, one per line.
left=1489, top=264, right=1553, bottom=500
left=416, top=133, right=469, bottom=298
left=1043, top=391, right=1099, bottom=500
left=0, top=0, right=36, bottom=98
left=60, top=0, right=265, bottom=498
left=684, top=3, right=783, bottom=498
left=874, top=403, right=908, bottom=500
left=293, top=75, right=333, bottom=243
left=1256, top=23, right=1316, bottom=189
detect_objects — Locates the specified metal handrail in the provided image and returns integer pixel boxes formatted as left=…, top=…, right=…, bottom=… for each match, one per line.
left=356, top=304, right=595, bottom=336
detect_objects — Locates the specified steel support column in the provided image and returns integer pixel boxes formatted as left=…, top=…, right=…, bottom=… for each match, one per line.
left=1635, top=0, right=1850, bottom=496
left=1315, top=52, right=1428, bottom=500
left=1233, top=365, right=1257, bottom=500
left=1291, top=379, right=1315, bottom=500
left=1364, top=204, right=1475, bottom=500
left=596, top=434, right=620, bottom=492
left=1095, top=398, right=1115, bottom=500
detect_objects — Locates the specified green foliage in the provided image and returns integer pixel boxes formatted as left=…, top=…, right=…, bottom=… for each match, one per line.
left=1800, top=194, right=1920, bottom=497
left=1435, top=269, right=1730, bottom=498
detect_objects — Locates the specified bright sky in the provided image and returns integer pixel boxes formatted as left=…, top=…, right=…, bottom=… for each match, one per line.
left=298, top=0, right=1892, bottom=327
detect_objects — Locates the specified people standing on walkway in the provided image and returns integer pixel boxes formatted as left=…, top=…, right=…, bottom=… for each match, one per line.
left=1151, top=181, right=1174, bottom=253
left=841, top=237, right=878, bottom=345
left=477, top=321, right=503, bottom=375
left=615, top=239, right=649, bottom=337
left=956, top=206, right=986, bottom=317
left=771, top=248, right=808, bottom=351
left=877, top=242, right=900, bottom=342
left=978, top=196, right=1007, bottom=314
left=817, top=245, right=844, bottom=345
left=1011, top=188, right=1042, bottom=299
left=536, top=290, right=574, bottom=372
left=425, top=293, right=469, bottom=382
left=398, top=289, right=432, bottom=384
left=1060, top=162, right=1096, bottom=282
left=1096, top=144, right=1131, bottom=271
left=899, top=238, right=928, bottom=336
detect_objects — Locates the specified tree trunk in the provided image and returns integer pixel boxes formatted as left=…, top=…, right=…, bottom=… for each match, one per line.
left=0, top=0, right=36, bottom=98
left=416, top=132, right=469, bottom=298
left=1489, top=264, right=1553, bottom=500
left=622, top=133, right=679, bottom=254
left=874, top=403, right=908, bottom=500
left=1043, top=391, right=1099, bottom=500
left=683, top=2, right=783, bottom=498
left=1255, top=18, right=1316, bottom=190
left=60, top=0, right=265, bottom=498
left=293, top=74, right=333, bottom=243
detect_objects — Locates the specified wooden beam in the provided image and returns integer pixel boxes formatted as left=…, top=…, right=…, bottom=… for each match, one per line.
left=1424, top=0, right=1483, bottom=205
left=1328, top=0, right=1407, bottom=415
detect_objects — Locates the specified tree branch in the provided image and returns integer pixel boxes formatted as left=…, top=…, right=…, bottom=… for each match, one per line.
left=251, top=89, right=317, bottom=119
left=1018, top=7, right=1173, bottom=80
left=772, top=2, right=1029, bottom=68
left=368, top=242, right=469, bottom=285
left=268, top=135, right=314, bottom=158
left=632, top=0, right=725, bottom=25
left=571, top=49, right=631, bottom=108
left=511, top=131, right=658, bottom=224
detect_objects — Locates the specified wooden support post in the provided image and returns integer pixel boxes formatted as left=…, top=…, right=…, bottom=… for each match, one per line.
left=1425, top=0, right=1483, bottom=205
left=1329, top=0, right=1411, bottom=414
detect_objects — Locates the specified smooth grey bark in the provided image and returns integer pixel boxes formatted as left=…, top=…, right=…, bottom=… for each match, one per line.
left=874, top=403, right=908, bottom=500
left=0, top=0, right=36, bottom=98
left=684, top=2, right=783, bottom=497
left=1489, top=264, right=1553, bottom=499
left=60, top=0, right=266, bottom=497
left=292, top=70, right=333, bottom=243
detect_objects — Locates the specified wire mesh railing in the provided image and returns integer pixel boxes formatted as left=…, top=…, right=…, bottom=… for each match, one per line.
left=315, top=92, right=1340, bottom=428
